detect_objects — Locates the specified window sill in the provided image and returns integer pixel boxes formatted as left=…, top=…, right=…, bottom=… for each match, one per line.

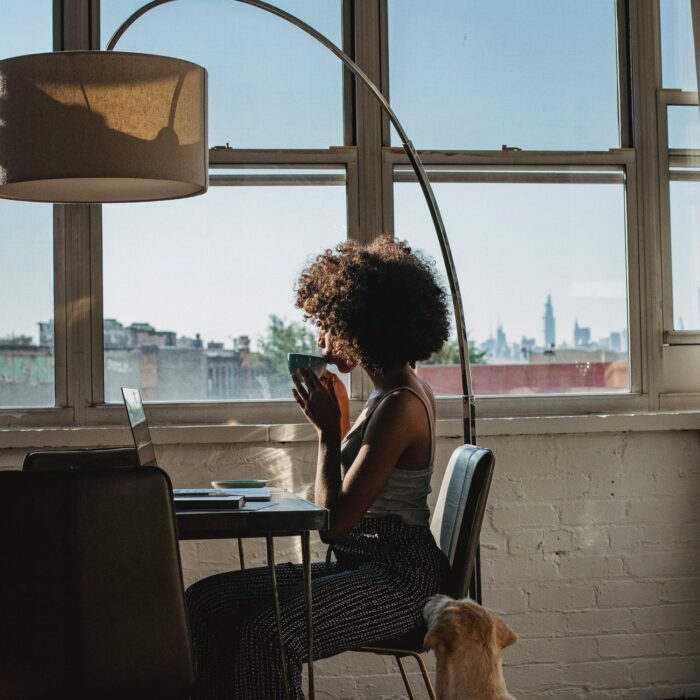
left=1, top=410, right=699, bottom=450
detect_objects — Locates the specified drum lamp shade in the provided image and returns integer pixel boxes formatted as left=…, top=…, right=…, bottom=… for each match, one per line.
left=0, top=51, right=207, bottom=203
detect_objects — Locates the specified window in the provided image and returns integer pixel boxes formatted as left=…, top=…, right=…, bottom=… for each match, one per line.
left=102, top=169, right=347, bottom=402
left=0, top=2, right=55, bottom=409
left=387, top=0, right=633, bottom=399
left=97, top=0, right=349, bottom=407
left=661, top=0, right=698, bottom=91
left=101, top=0, right=343, bottom=149
left=659, top=0, right=700, bottom=339
left=394, top=170, right=630, bottom=396
left=387, top=0, right=620, bottom=151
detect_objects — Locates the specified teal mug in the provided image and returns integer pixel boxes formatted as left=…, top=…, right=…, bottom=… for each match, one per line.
left=287, top=353, right=327, bottom=378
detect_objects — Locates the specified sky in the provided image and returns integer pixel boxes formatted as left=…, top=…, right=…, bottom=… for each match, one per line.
left=1, top=0, right=698, bottom=349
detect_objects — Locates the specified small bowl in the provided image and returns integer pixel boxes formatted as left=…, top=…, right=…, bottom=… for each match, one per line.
left=212, top=479, right=269, bottom=489
left=287, top=353, right=327, bottom=378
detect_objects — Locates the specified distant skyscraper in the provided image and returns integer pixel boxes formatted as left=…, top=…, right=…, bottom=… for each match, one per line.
left=495, top=325, right=508, bottom=358
left=574, top=320, right=591, bottom=347
left=543, top=294, right=556, bottom=348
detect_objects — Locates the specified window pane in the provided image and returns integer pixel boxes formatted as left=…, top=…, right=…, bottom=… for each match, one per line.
left=0, top=3, right=55, bottom=409
left=388, top=0, right=620, bottom=150
left=394, top=175, right=629, bottom=396
left=0, top=1, right=52, bottom=58
left=102, top=173, right=347, bottom=401
left=670, top=180, right=700, bottom=330
left=661, top=0, right=699, bottom=91
left=668, top=106, right=700, bottom=149
left=0, top=201, right=55, bottom=408
left=101, top=0, right=343, bottom=148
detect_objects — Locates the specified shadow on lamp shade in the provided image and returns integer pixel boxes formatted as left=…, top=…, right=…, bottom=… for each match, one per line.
left=0, top=51, right=208, bottom=203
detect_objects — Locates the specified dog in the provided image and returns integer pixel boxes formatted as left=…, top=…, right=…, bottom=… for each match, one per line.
left=423, top=595, right=517, bottom=699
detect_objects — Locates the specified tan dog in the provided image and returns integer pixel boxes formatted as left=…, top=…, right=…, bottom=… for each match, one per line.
left=423, top=595, right=517, bottom=700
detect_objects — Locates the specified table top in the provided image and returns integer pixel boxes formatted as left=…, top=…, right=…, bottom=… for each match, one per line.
left=175, top=490, right=329, bottom=540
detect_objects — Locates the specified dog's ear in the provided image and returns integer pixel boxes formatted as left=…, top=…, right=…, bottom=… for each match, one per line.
left=495, top=617, right=517, bottom=649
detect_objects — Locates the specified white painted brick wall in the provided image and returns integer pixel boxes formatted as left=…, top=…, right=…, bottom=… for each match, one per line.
left=2, top=428, right=699, bottom=698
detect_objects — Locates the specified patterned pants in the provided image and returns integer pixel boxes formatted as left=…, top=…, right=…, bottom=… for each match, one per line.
left=185, top=516, right=449, bottom=699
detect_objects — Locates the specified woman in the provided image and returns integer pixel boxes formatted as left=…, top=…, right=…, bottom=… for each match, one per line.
left=186, top=236, right=451, bottom=699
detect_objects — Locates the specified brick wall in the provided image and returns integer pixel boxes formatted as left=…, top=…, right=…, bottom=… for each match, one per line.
left=2, top=428, right=699, bottom=698
left=478, top=431, right=700, bottom=700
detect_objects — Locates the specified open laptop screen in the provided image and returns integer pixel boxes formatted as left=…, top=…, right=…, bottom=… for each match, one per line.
left=121, top=387, right=157, bottom=467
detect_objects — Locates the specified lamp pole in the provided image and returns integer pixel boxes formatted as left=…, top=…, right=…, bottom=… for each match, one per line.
left=108, top=0, right=476, bottom=448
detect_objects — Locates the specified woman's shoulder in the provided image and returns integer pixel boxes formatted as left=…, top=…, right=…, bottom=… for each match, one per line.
left=414, top=375, right=437, bottom=417
left=369, top=380, right=435, bottom=422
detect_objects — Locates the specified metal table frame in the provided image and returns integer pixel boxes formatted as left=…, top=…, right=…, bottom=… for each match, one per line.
left=176, top=493, right=328, bottom=699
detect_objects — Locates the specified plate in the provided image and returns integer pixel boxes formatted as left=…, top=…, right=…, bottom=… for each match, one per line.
left=211, top=479, right=269, bottom=489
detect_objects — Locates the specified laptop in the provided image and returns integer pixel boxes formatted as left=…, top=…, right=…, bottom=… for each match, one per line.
left=120, top=387, right=249, bottom=509
left=121, top=387, right=157, bottom=467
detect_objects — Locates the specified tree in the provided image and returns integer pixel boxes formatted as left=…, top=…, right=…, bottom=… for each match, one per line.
left=421, top=336, right=487, bottom=366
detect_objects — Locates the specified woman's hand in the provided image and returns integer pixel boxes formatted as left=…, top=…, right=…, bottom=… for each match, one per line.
left=292, top=368, right=341, bottom=439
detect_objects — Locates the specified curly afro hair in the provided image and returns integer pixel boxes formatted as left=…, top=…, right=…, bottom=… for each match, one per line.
left=295, top=236, right=450, bottom=373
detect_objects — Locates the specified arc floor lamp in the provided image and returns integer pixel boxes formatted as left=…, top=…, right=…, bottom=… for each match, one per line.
left=0, top=3, right=481, bottom=694
left=0, top=0, right=475, bottom=447
left=108, top=0, right=477, bottom=449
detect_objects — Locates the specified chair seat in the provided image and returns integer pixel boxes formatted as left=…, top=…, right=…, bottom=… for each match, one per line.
left=354, top=623, right=427, bottom=656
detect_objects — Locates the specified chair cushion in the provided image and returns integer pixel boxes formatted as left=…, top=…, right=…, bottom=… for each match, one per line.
left=354, top=623, right=427, bottom=656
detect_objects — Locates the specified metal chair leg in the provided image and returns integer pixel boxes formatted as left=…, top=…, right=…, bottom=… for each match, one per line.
left=411, top=652, right=437, bottom=700
left=301, top=531, right=315, bottom=699
left=395, top=656, right=417, bottom=700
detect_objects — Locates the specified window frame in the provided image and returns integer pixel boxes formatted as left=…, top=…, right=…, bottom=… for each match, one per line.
left=385, top=150, right=644, bottom=417
left=658, top=90, right=700, bottom=345
left=380, top=0, right=649, bottom=418
left=653, top=0, right=700, bottom=411
left=2, top=0, right=700, bottom=429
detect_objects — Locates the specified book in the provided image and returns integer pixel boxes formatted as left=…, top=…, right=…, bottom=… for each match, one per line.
left=173, top=490, right=245, bottom=510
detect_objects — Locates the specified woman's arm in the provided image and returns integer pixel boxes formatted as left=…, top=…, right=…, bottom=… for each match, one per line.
left=292, top=368, right=344, bottom=530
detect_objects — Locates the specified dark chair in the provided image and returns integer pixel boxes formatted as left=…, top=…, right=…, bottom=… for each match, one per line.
left=352, top=444, right=495, bottom=700
left=23, top=447, right=250, bottom=571
left=0, top=467, right=195, bottom=700
left=22, top=446, right=139, bottom=471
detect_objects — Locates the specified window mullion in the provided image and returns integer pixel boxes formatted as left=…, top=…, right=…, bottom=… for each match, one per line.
left=353, top=0, right=386, bottom=244
left=657, top=92, right=675, bottom=339
left=59, top=0, right=97, bottom=423
left=630, top=0, right=664, bottom=409
left=52, top=207, right=68, bottom=410
left=616, top=0, right=634, bottom=148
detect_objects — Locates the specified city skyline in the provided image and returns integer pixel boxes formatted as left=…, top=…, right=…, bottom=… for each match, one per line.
left=3, top=289, right=630, bottom=362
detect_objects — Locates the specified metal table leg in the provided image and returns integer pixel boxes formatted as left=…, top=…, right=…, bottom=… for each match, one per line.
left=301, top=531, right=315, bottom=699
left=237, top=537, right=246, bottom=569
left=266, top=536, right=290, bottom=698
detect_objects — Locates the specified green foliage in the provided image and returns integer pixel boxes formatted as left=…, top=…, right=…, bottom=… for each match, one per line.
left=256, top=314, right=318, bottom=376
left=422, top=337, right=487, bottom=366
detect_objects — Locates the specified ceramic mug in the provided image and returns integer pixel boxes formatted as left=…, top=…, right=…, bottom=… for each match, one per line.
left=287, top=352, right=327, bottom=378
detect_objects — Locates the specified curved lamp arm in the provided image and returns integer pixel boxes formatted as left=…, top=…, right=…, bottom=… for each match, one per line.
left=108, top=0, right=476, bottom=445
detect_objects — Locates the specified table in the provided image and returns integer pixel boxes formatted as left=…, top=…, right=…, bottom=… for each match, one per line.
left=176, top=491, right=329, bottom=699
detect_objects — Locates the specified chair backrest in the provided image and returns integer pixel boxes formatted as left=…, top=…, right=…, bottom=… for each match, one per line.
left=23, top=447, right=140, bottom=471
left=430, top=444, right=495, bottom=599
left=0, top=467, right=194, bottom=700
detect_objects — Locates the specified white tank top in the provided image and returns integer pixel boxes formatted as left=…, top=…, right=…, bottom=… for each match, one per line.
left=340, top=386, right=435, bottom=528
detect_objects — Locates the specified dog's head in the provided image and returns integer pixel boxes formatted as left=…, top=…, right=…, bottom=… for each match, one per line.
left=423, top=595, right=517, bottom=658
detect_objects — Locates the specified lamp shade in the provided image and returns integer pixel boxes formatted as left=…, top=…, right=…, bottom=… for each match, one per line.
left=0, top=51, right=207, bottom=203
